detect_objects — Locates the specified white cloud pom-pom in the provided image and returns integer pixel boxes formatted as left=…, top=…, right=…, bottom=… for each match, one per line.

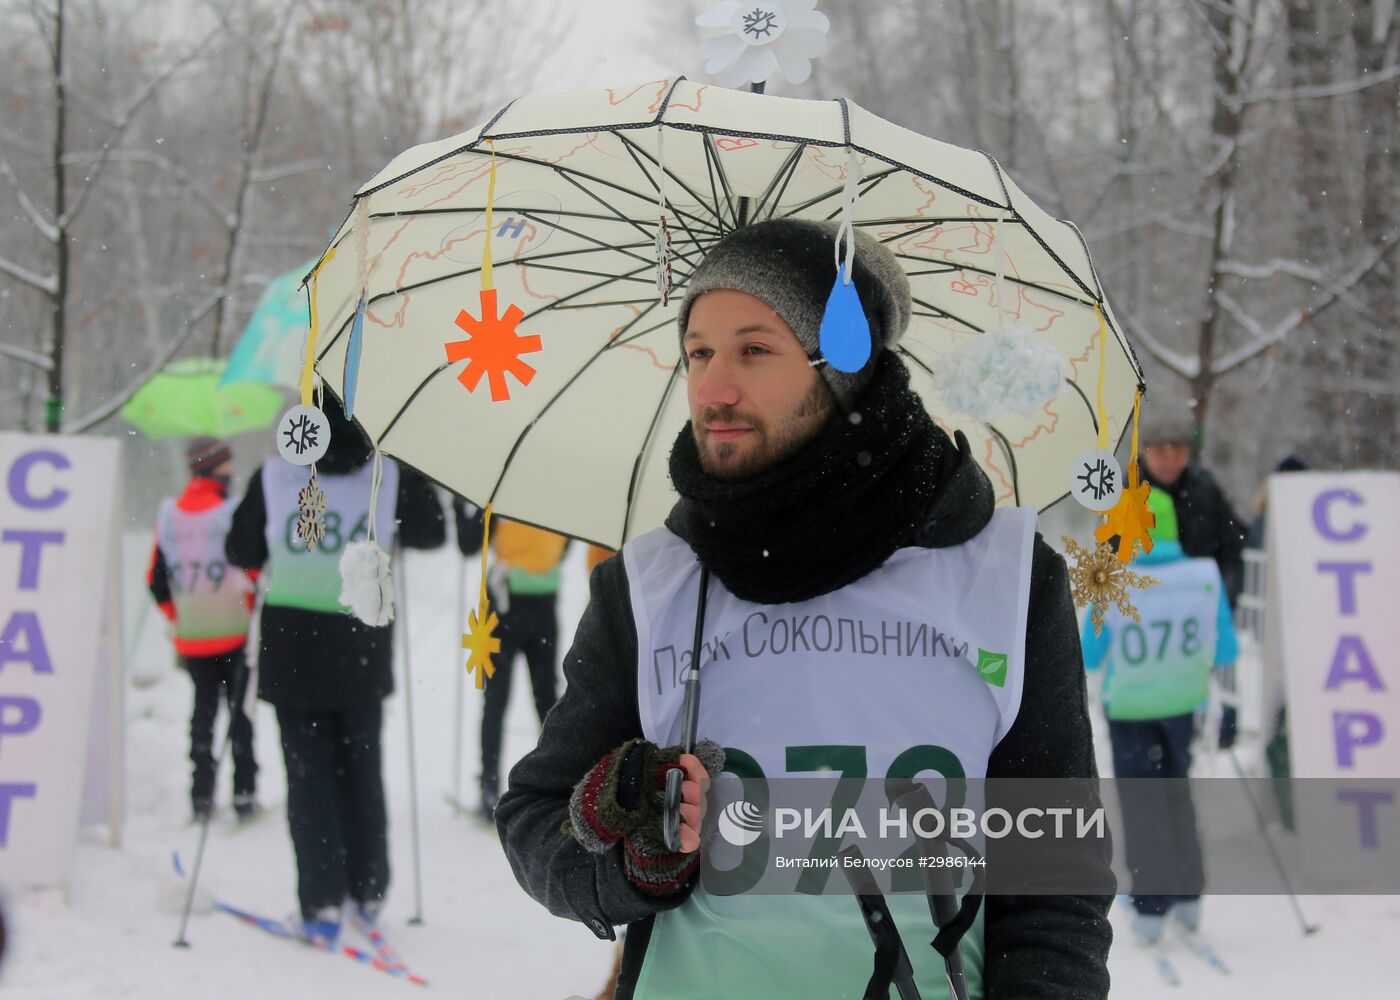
left=696, top=0, right=830, bottom=88
left=934, top=324, right=1071, bottom=424
left=338, top=540, right=395, bottom=626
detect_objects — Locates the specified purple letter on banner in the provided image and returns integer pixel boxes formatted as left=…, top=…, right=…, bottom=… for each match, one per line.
left=0, top=695, right=41, bottom=748
left=0, top=612, right=54, bottom=674
left=0, top=783, right=37, bottom=846
left=1317, top=561, right=1372, bottom=616
left=6, top=450, right=70, bottom=510
left=1312, top=489, right=1366, bottom=543
left=1333, top=711, right=1385, bottom=769
left=1324, top=636, right=1385, bottom=692
left=2, top=530, right=65, bottom=590
left=1336, top=789, right=1394, bottom=850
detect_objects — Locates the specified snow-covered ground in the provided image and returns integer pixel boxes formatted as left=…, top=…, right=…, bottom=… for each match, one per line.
left=3, top=537, right=1397, bottom=998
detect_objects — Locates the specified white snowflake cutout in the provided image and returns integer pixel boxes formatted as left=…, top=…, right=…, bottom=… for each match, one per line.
left=696, top=0, right=831, bottom=88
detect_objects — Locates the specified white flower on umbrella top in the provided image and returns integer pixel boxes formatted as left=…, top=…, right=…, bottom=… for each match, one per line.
left=697, top=0, right=831, bottom=88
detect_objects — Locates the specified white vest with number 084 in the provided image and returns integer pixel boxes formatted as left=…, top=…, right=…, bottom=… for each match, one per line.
left=261, top=459, right=399, bottom=614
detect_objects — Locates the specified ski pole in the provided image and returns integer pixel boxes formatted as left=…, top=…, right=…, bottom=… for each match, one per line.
left=395, top=548, right=425, bottom=925
left=663, top=567, right=710, bottom=853
left=1227, top=748, right=1319, bottom=936
left=840, top=845, right=923, bottom=1000
left=174, top=655, right=256, bottom=948
left=451, top=553, right=467, bottom=813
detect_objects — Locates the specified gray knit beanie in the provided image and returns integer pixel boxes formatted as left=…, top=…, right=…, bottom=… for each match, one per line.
left=1140, top=396, right=1196, bottom=447
left=677, top=219, right=911, bottom=410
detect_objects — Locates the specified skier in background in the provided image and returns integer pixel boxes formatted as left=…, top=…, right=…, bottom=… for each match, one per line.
left=1082, top=489, right=1239, bottom=944
left=454, top=499, right=567, bottom=821
left=1138, top=399, right=1246, bottom=608
left=1139, top=399, right=1247, bottom=750
left=226, top=394, right=445, bottom=945
left=147, top=436, right=259, bottom=823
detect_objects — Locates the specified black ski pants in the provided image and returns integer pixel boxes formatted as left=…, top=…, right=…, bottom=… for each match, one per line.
left=480, top=593, right=559, bottom=794
left=277, top=702, right=388, bottom=920
left=1109, top=712, right=1204, bottom=916
left=180, top=648, right=257, bottom=810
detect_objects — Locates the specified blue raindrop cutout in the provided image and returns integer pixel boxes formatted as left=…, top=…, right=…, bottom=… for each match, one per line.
left=818, top=265, right=871, bottom=373
left=343, top=293, right=367, bottom=418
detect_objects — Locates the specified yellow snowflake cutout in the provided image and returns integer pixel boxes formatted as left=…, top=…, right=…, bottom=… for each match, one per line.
left=1095, top=475, right=1155, bottom=562
left=462, top=593, right=500, bottom=690
left=1063, top=535, right=1159, bottom=635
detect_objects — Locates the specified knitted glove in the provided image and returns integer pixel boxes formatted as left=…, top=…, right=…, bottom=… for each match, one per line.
left=566, top=738, right=725, bottom=896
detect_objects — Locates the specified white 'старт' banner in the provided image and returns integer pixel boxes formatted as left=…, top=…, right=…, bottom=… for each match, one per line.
left=1267, top=471, right=1399, bottom=889
left=0, top=433, right=124, bottom=888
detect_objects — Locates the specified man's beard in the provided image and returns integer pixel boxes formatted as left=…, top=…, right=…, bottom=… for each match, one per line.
left=694, top=379, right=834, bottom=481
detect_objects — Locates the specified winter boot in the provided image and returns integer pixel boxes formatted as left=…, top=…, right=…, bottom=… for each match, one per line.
left=293, top=906, right=342, bottom=947
left=191, top=798, right=213, bottom=824
left=233, top=793, right=261, bottom=823
left=479, top=778, right=501, bottom=823
left=349, top=899, right=382, bottom=933
left=1131, top=912, right=1167, bottom=946
left=1171, top=900, right=1202, bottom=934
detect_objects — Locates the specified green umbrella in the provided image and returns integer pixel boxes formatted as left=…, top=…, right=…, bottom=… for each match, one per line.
left=121, top=357, right=284, bottom=439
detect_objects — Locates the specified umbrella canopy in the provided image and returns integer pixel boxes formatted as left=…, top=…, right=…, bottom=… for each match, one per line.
left=222, top=263, right=314, bottom=389
left=122, top=357, right=283, bottom=439
left=308, top=78, right=1144, bottom=549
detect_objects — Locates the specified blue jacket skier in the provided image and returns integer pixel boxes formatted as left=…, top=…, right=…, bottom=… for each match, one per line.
left=1082, top=488, right=1238, bottom=944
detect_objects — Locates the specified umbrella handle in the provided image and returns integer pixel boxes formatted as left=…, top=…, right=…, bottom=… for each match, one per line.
left=663, top=767, right=685, bottom=853
left=662, top=566, right=710, bottom=853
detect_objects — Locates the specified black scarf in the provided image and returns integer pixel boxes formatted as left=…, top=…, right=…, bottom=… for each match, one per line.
left=666, top=353, right=950, bottom=605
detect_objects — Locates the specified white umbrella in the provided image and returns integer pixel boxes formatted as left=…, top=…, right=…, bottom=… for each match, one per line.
left=306, top=77, right=1145, bottom=549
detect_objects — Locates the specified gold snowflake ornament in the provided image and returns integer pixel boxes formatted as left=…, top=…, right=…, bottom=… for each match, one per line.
left=461, top=593, right=501, bottom=690
left=296, top=473, right=327, bottom=551
left=1062, top=535, right=1159, bottom=635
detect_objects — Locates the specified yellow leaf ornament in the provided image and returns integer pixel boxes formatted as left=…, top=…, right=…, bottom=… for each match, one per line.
left=461, top=502, right=501, bottom=689
left=1095, top=388, right=1155, bottom=562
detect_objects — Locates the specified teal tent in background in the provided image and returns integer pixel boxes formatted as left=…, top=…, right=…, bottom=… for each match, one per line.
left=221, top=262, right=311, bottom=389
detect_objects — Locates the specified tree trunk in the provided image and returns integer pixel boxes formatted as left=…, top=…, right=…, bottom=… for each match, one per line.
left=46, top=0, right=67, bottom=433
left=1351, top=1, right=1400, bottom=467
left=1192, top=0, right=1252, bottom=454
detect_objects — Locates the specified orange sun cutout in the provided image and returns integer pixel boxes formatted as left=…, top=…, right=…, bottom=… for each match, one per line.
left=445, top=288, right=543, bottom=401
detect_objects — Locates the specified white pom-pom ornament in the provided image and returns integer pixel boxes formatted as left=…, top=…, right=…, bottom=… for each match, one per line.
left=338, top=540, right=395, bottom=626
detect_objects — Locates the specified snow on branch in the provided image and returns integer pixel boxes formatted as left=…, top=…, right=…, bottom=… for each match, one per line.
left=62, top=287, right=225, bottom=434
left=0, top=254, right=59, bottom=295
left=1240, top=62, right=1400, bottom=106
left=63, top=149, right=231, bottom=228
left=0, top=149, right=58, bottom=242
left=1212, top=231, right=1400, bottom=376
left=250, top=159, right=329, bottom=184
left=0, top=341, right=53, bottom=369
left=1118, top=309, right=1201, bottom=380
left=1217, top=257, right=1326, bottom=283
left=61, top=24, right=223, bottom=229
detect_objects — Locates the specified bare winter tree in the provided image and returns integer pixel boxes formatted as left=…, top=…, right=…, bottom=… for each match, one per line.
left=801, top=0, right=1399, bottom=498
left=0, top=0, right=568, bottom=441
left=0, top=0, right=220, bottom=431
